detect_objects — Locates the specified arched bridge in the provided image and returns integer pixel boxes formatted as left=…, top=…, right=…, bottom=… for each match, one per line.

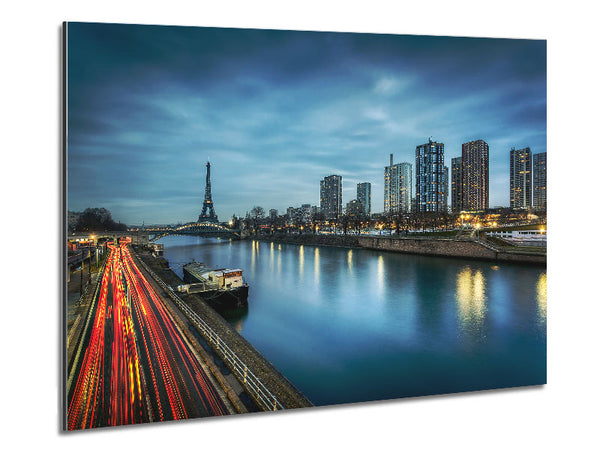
left=149, top=222, right=241, bottom=241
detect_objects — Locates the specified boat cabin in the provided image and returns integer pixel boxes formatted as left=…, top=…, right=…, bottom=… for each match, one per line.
left=206, top=269, right=244, bottom=289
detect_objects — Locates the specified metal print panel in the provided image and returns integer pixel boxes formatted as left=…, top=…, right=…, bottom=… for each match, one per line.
left=63, top=21, right=546, bottom=430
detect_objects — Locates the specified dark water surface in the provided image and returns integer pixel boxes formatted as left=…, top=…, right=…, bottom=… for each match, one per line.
left=158, top=235, right=546, bottom=406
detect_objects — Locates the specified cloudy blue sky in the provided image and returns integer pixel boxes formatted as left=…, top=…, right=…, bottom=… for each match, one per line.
left=67, top=22, right=546, bottom=225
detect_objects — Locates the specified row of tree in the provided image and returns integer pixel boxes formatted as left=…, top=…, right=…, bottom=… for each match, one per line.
left=72, top=208, right=128, bottom=232
left=235, top=206, right=545, bottom=236
left=236, top=207, right=458, bottom=235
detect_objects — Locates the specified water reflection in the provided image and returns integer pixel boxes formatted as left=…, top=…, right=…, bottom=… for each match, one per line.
left=347, top=249, right=353, bottom=274
left=314, top=247, right=320, bottom=284
left=277, top=246, right=281, bottom=276
left=159, top=235, right=546, bottom=407
left=299, top=245, right=304, bottom=278
left=537, top=272, right=547, bottom=324
left=456, top=267, right=487, bottom=339
left=222, top=310, right=247, bottom=334
left=377, top=255, right=385, bottom=297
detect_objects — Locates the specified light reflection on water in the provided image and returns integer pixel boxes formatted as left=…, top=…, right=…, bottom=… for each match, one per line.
left=159, top=235, right=546, bottom=406
left=456, top=267, right=487, bottom=340
left=314, top=247, right=320, bottom=285
left=537, top=272, right=547, bottom=324
left=377, top=255, right=385, bottom=298
left=299, top=245, right=304, bottom=278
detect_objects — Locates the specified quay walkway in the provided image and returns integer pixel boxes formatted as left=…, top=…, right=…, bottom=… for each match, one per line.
left=248, top=233, right=546, bottom=266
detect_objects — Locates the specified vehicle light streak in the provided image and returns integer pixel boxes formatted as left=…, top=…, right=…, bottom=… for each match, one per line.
left=68, top=242, right=227, bottom=429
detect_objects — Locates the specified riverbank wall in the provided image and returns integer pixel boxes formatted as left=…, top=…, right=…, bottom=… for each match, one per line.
left=249, top=233, right=546, bottom=266
left=135, top=248, right=313, bottom=411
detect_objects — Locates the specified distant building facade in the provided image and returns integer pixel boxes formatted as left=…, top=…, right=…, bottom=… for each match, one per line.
left=320, top=175, right=342, bottom=220
left=451, top=157, right=463, bottom=212
left=357, top=182, right=372, bottom=216
left=286, top=207, right=301, bottom=224
left=533, top=152, right=547, bottom=211
left=384, top=154, right=412, bottom=214
left=269, top=209, right=278, bottom=219
left=510, top=147, right=532, bottom=209
left=345, top=199, right=362, bottom=217
left=415, top=138, right=445, bottom=213
left=301, top=204, right=312, bottom=223
left=285, top=205, right=312, bottom=224
left=462, top=139, right=489, bottom=212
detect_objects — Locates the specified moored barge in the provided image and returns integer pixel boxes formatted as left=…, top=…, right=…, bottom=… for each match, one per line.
left=179, top=262, right=249, bottom=310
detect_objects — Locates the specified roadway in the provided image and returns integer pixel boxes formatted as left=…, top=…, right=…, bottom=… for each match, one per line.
left=67, top=241, right=230, bottom=429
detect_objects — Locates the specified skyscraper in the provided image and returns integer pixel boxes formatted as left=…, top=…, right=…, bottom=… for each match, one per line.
left=462, top=139, right=489, bottom=212
left=533, top=152, right=547, bottom=211
left=510, top=147, right=532, bottom=209
left=357, top=182, right=371, bottom=216
left=443, top=165, right=449, bottom=213
left=320, top=175, right=342, bottom=220
left=451, top=157, right=463, bottom=212
left=384, top=154, right=412, bottom=214
left=415, top=138, right=445, bottom=213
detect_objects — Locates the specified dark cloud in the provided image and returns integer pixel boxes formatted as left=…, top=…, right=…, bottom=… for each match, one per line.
left=67, top=22, right=546, bottom=224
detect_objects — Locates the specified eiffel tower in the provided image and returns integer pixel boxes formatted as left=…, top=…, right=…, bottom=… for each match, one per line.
left=198, top=161, right=219, bottom=223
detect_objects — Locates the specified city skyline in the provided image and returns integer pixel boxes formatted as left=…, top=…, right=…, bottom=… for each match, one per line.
left=67, top=23, right=546, bottom=225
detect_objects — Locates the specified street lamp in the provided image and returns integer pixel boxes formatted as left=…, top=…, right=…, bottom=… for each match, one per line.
left=475, top=223, right=481, bottom=240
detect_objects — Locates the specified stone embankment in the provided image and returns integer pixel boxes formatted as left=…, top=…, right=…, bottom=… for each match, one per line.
left=250, top=233, right=546, bottom=266
left=136, top=249, right=313, bottom=411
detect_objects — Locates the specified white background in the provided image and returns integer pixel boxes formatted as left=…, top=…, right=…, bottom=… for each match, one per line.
left=1, top=1, right=598, bottom=448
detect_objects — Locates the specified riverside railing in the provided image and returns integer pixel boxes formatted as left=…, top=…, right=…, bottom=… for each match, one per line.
left=135, top=255, right=284, bottom=412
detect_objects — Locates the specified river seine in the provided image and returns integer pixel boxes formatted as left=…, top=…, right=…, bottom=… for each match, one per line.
left=157, top=235, right=546, bottom=407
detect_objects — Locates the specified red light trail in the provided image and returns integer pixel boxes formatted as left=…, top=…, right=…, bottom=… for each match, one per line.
left=68, top=242, right=227, bottom=429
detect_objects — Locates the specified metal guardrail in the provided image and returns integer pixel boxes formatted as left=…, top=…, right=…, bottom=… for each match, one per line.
left=135, top=256, right=284, bottom=412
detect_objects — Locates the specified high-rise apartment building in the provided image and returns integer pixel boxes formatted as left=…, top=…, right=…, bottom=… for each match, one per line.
left=510, top=147, right=532, bottom=209
left=533, top=152, right=547, bottom=211
left=443, top=165, right=449, bottom=213
left=384, top=154, right=412, bottom=214
left=320, top=175, right=342, bottom=220
left=451, top=157, right=463, bottom=212
left=462, top=139, right=489, bottom=212
left=357, top=182, right=372, bottom=216
left=415, top=139, right=445, bottom=213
